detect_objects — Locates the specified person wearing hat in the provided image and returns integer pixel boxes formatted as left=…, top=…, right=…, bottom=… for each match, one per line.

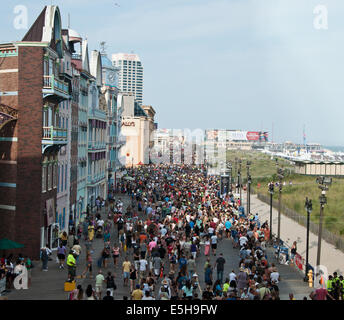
left=270, top=267, right=280, bottom=284
left=132, top=284, right=143, bottom=300
left=237, top=267, right=248, bottom=291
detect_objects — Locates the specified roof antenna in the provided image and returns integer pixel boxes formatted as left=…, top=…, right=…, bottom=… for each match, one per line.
left=68, top=13, right=70, bottom=29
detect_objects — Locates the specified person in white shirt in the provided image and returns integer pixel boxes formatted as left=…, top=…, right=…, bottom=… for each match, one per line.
left=208, top=226, right=214, bottom=236
left=210, top=234, right=218, bottom=256
left=142, top=290, right=155, bottom=300
left=239, top=235, right=248, bottom=248
left=270, top=268, right=280, bottom=283
left=229, top=270, right=237, bottom=283
left=139, top=258, right=148, bottom=278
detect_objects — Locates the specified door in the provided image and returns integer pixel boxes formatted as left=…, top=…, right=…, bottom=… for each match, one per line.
left=50, top=223, right=60, bottom=250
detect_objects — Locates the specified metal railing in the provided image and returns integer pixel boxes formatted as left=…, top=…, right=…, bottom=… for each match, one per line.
left=43, top=75, right=69, bottom=95
left=88, top=141, right=107, bottom=150
left=43, top=126, right=67, bottom=141
left=257, top=192, right=344, bottom=252
left=87, top=173, right=106, bottom=185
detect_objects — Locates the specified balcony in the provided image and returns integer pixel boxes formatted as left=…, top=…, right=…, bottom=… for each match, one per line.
left=87, top=173, right=106, bottom=186
left=42, top=126, right=67, bottom=153
left=88, top=141, right=106, bottom=151
left=43, top=126, right=67, bottom=142
left=43, top=75, right=70, bottom=101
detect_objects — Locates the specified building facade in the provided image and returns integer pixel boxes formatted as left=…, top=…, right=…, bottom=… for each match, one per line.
left=0, top=5, right=70, bottom=258
left=120, top=93, right=154, bottom=166
left=112, top=53, right=143, bottom=105
left=87, top=50, right=107, bottom=208
left=100, top=51, right=123, bottom=197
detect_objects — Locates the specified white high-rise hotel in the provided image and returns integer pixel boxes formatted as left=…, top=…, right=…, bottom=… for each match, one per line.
left=112, top=53, right=143, bottom=105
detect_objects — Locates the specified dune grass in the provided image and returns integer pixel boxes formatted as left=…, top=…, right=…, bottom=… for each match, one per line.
left=225, top=150, right=344, bottom=237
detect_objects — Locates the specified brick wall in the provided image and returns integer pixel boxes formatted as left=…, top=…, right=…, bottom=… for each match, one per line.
left=16, top=46, right=44, bottom=259
left=0, top=53, right=18, bottom=245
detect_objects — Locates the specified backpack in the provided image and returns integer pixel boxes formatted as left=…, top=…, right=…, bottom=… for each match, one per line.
left=41, top=249, right=48, bottom=260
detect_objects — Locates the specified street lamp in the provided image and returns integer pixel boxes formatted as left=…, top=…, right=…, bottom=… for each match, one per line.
left=237, top=159, right=242, bottom=206
left=316, top=176, right=332, bottom=267
left=246, top=161, right=252, bottom=216
left=277, top=167, right=284, bottom=242
left=268, top=181, right=274, bottom=241
left=227, top=162, right=233, bottom=192
left=304, top=197, right=312, bottom=281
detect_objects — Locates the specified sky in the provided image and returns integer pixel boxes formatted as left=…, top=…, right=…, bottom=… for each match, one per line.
left=1, top=0, right=344, bottom=145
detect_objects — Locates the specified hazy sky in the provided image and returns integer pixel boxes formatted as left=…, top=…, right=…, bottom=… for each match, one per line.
left=1, top=0, right=343, bottom=145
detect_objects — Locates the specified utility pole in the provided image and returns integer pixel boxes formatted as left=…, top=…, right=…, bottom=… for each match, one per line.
left=316, top=176, right=332, bottom=267
left=304, top=197, right=312, bottom=281
left=277, top=167, right=284, bottom=242
left=268, top=181, right=274, bottom=241
left=246, top=161, right=251, bottom=216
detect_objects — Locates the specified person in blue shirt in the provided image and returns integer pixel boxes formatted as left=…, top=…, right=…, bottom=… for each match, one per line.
left=225, top=220, right=232, bottom=239
left=204, top=264, right=213, bottom=286
left=178, top=255, right=187, bottom=271
left=182, top=280, right=193, bottom=300
left=189, top=220, right=195, bottom=230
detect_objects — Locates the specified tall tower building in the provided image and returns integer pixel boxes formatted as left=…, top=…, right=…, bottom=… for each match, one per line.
left=112, top=53, right=143, bottom=105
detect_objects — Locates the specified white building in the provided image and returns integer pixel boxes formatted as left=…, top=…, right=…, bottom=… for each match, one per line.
left=120, top=93, right=151, bottom=166
left=112, top=53, right=143, bottom=105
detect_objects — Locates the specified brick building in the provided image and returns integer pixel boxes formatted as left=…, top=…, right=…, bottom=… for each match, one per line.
left=0, top=6, right=70, bottom=258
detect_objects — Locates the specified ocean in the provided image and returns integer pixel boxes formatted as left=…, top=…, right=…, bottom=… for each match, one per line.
left=324, top=146, right=344, bottom=153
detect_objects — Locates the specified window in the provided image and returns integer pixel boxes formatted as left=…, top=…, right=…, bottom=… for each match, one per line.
left=65, top=165, right=68, bottom=191
left=42, top=165, right=47, bottom=193
left=53, top=163, right=57, bottom=189
left=57, top=165, right=60, bottom=192
left=62, top=208, right=65, bottom=229
left=47, top=164, right=52, bottom=191
left=61, top=164, right=64, bottom=191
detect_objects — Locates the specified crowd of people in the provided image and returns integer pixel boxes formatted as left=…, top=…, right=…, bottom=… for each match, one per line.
left=2, top=164, right=343, bottom=301
left=64, top=164, right=343, bottom=300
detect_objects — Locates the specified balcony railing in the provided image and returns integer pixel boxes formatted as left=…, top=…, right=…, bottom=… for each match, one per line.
left=87, top=173, right=106, bottom=185
left=88, top=141, right=106, bottom=150
left=43, top=75, right=69, bottom=96
left=43, top=126, right=67, bottom=141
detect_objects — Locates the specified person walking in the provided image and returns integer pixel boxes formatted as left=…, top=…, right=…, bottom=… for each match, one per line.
left=95, top=269, right=106, bottom=300
left=105, top=271, right=116, bottom=297
left=40, top=244, right=51, bottom=271
left=81, top=251, right=93, bottom=279
left=66, top=250, right=77, bottom=281
left=214, top=253, right=226, bottom=283
left=122, top=256, right=131, bottom=287
left=57, top=242, right=67, bottom=269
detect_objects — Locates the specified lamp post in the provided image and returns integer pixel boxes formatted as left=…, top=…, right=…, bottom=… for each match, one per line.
left=246, top=161, right=251, bottom=216
left=237, top=159, right=242, bottom=206
left=304, top=197, right=312, bottom=281
left=227, top=163, right=233, bottom=192
left=268, top=181, right=274, bottom=241
left=277, top=167, right=284, bottom=242
left=316, top=176, right=332, bottom=267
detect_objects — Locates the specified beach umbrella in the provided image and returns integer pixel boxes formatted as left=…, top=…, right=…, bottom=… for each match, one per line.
left=0, top=238, right=24, bottom=250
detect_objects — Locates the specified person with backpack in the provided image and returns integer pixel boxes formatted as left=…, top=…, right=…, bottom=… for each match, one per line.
left=40, top=244, right=51, bottom=271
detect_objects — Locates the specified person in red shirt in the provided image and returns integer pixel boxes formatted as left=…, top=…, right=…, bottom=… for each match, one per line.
left=310, top=281, right=335, bottom=300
